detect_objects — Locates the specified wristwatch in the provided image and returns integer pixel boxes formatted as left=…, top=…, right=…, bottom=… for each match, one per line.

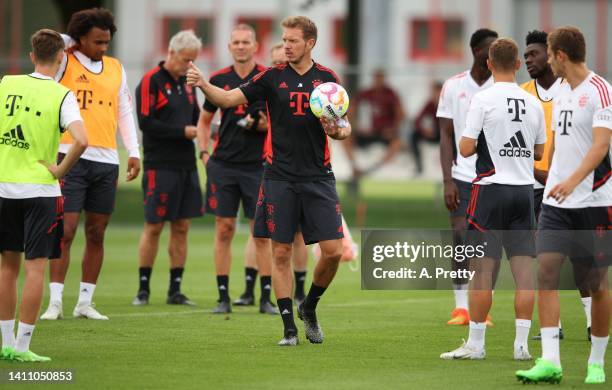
left=199, top=150, right=209, bottom=159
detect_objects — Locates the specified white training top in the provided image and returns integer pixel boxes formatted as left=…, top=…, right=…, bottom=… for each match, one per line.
left=544, top=72, right=612, bottom=208
left=463, top=82, right=546, bottom=186
left=55, top=34, right=140, bottom=165
left=437, top=70, right=494, bottom=183
left=0, top=73, right=83, bottom=199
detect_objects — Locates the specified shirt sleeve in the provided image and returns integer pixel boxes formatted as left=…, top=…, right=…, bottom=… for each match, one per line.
left=203, top=76, right=219, bottom=113
left=535, top=104, right=547, bottom=144
left=463, top=96, right=485, bottom=139
left=239, top=69, right=272, bottom=104
left=436, top=79, right=453, bottom=119
left=117, top=66, right=141, bottom=159
left=59, top=91, right=83, bottom=131
left=592, top=85, right=612, bottom=130
left=136, top=72, right=187, bottom=141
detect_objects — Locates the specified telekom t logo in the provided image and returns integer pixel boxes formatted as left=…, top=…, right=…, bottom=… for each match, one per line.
left=289, top=92, right=310, bottom=116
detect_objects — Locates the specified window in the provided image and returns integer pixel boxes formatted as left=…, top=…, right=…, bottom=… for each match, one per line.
left=333, top=18, right=348, bottom=60
left=161, top=16, right=214, bottom=56
left=410, top=18, right=464, bottom=61
left=236, top=16, right=274, bottom=62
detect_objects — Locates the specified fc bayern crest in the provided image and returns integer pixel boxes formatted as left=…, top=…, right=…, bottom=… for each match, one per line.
left=578, top=93, right=589, bottom=108
left=312, top=79, right=322, bottom=88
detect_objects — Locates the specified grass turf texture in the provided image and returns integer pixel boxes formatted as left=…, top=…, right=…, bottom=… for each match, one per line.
left=0, top=181, right=608, bottom=389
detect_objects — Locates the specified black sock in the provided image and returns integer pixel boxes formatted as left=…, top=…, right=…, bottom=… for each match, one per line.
left=217, top=275, right=229, bottom=302
left=139, top=267, right=152, bottom=293
left=304, top=283, right=327, bottom=311
left=277, top=297, right=297, bottom=336
left=245, top=267, right=258, bottom=296
left=168, top=267, right=184, bottom=296
left=260, top=276, right=272, bottom=302
left=294, top=271, right=307, bottom=297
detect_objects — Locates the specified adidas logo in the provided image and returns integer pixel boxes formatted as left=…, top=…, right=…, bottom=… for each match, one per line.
left=81, top=288, right=88, bottom=293
left=281, top=309, right=291, bottom=315
left=245, top=276, right=253, bottom=281
left=219, top=285, right=227, bottom=290
left=0, top=125, right=30, bottom=150
left=279, top=81, right=288, bottom=89
left=499, top=131, right=531, bottom=158
left=140, top=276, right=148, bottom=281
left=76, top=74, right=89, bottom=83
left=23, top=332, right=32, bottom=337
left=174, top=277, right=181, bottom=282
left=263, top=285, right=271, bottom=290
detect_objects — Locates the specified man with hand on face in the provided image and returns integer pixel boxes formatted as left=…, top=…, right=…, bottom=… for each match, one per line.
left=188, top=16, right=351, bottom=346
left=40, top=7, right=141, bottom=321
left=131, top=30, right=203, bottom=307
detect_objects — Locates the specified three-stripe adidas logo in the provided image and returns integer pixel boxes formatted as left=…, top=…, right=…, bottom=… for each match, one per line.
left=76, top=74, right=89, bottom=83
left=0, top=124, right=30, bottom=150
left=499, top=130, right=531, bottom=158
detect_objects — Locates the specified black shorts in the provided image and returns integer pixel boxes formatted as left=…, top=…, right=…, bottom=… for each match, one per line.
left=536, top=204, right=611, bottom=267
left=253, top=179, right=344, bottom=245
left=534, top=187, right=544, bottom=221
left=205, top=158, right=263, bottom=219
left=466, top=184, right=535, bottom=259
left=0, top=197, right=63, bottom=260
left=58, top=155, right=119, bottom=215
left=450, top=178, right=473, bottom=219
left=142, top=168, right=203, bottom=223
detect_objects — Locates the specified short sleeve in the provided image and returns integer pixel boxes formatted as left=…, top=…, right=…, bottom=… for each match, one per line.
left=436, top=79, right=453, bottom=119
left=203, top=76, right=220, bottom=113
left=593, top=105, right=612, bottom=130
left=60, top=91, right=83, bottom=131
left=463, top=96, right=485, bottom=139
left=239, top=69, right=272, bottom=104
left=592, top=84, right=612, bottom=130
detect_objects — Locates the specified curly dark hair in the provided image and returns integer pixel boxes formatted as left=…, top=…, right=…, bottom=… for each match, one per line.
left=525, top=30, right=548, bottom=46
left=67, top=8, right=117, bottom=41
left=469, top=28, right=498, bottom=49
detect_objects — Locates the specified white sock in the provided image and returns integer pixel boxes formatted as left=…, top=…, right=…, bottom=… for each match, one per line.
left=588, top=335, right=609, bottom=366
left=49, top=282, right=64, bottom=304
left=452, top=284, right=468, bottom=310
left=15, top=322, right=35, bottom=353
left=466, top=321, right=486, bottom=350
left=541, top=327, right=561, bottom=366
left=77, top=282, right=96, bottom=306
left=0, top=319, right=16, bottom=349
left=514, top=319, right=531, bottom=350
left=581, top=297, right=592, bottom=328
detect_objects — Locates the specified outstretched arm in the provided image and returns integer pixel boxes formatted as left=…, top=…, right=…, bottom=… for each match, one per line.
left=186, top=62, right=248, bottom=109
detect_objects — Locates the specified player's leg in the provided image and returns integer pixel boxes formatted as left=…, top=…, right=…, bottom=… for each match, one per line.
left=73, top=160, right=118, bottom=319
left=42, top=156, right=87, bottom=319
left=73, top=211, right=111, bottom=320
left=251, top=219, right=276, bottom=314
left=447, top=179, right=473, bottom=326
left=292, top=231, right=308, bottom=306
left=213, top=216, right=236, bottom=313
left=298, top=180, right=344, bottom=344
left=573, top=261, right=592, bottom=340
left=0, top=251, right=20, bottom=360
left=272, top=241, right=298, bottom=345
left=235, top=236, right=258, bottom=306
left=166, top=218, right=195, bottom=305
left=509, top=255, right=535, bottom=360
left=585, top=268, right=609, bottom=384
left=133, top=222, right=164, bottom=306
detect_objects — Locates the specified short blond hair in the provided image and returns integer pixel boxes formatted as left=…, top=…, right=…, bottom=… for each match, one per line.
left=281, top=16, right=317, bottom=42
left=231, top=23, right=257, bottom=41
left=547, top=26, right=586, bottom=63
left=488, top=38, right=518, bottom=72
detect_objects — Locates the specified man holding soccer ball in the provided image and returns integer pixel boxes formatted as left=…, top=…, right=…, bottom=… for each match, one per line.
left=187, top=15, right=351, bottom=346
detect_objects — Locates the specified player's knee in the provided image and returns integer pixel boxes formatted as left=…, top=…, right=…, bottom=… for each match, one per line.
left=273, top=245, right=292, bottom=264
left=85, top=223, right=107, bottom=246
left=171, top=221, right=190, bottom=236
left=146, top=223, right=164, bottom=237
left=215, top=219, right=235, bottom=242
left=62, top=224, right=78, bottom=244
left=321, top=242, right=343, bottom=263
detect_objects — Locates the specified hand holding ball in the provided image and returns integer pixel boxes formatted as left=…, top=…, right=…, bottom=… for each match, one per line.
left=310, top=82, right=349, bottom=120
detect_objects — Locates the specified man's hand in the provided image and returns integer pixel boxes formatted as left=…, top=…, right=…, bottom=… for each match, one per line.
left=547, top=177, right=579, bottom=204
left=321, top=117, right=350, bottom=140
left=244, top=111, right=268, bottom=132
left=200, top=151, right=210, bottom=167
left=186, top=62, right=205, bottom=88
left=185, top=125, right=198, bottom=139
left=126, top=157, right=141, bottom=182
left=443, top=180, right=460, bottom=212
left=38, top=160, right=65, bottom=179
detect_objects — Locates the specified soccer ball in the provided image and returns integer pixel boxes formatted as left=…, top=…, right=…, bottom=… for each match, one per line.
left=310, top=82, right=350, bottom=120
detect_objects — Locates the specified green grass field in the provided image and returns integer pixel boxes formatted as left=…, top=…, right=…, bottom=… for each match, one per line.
left=0, top=181, right=609, bottom=389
